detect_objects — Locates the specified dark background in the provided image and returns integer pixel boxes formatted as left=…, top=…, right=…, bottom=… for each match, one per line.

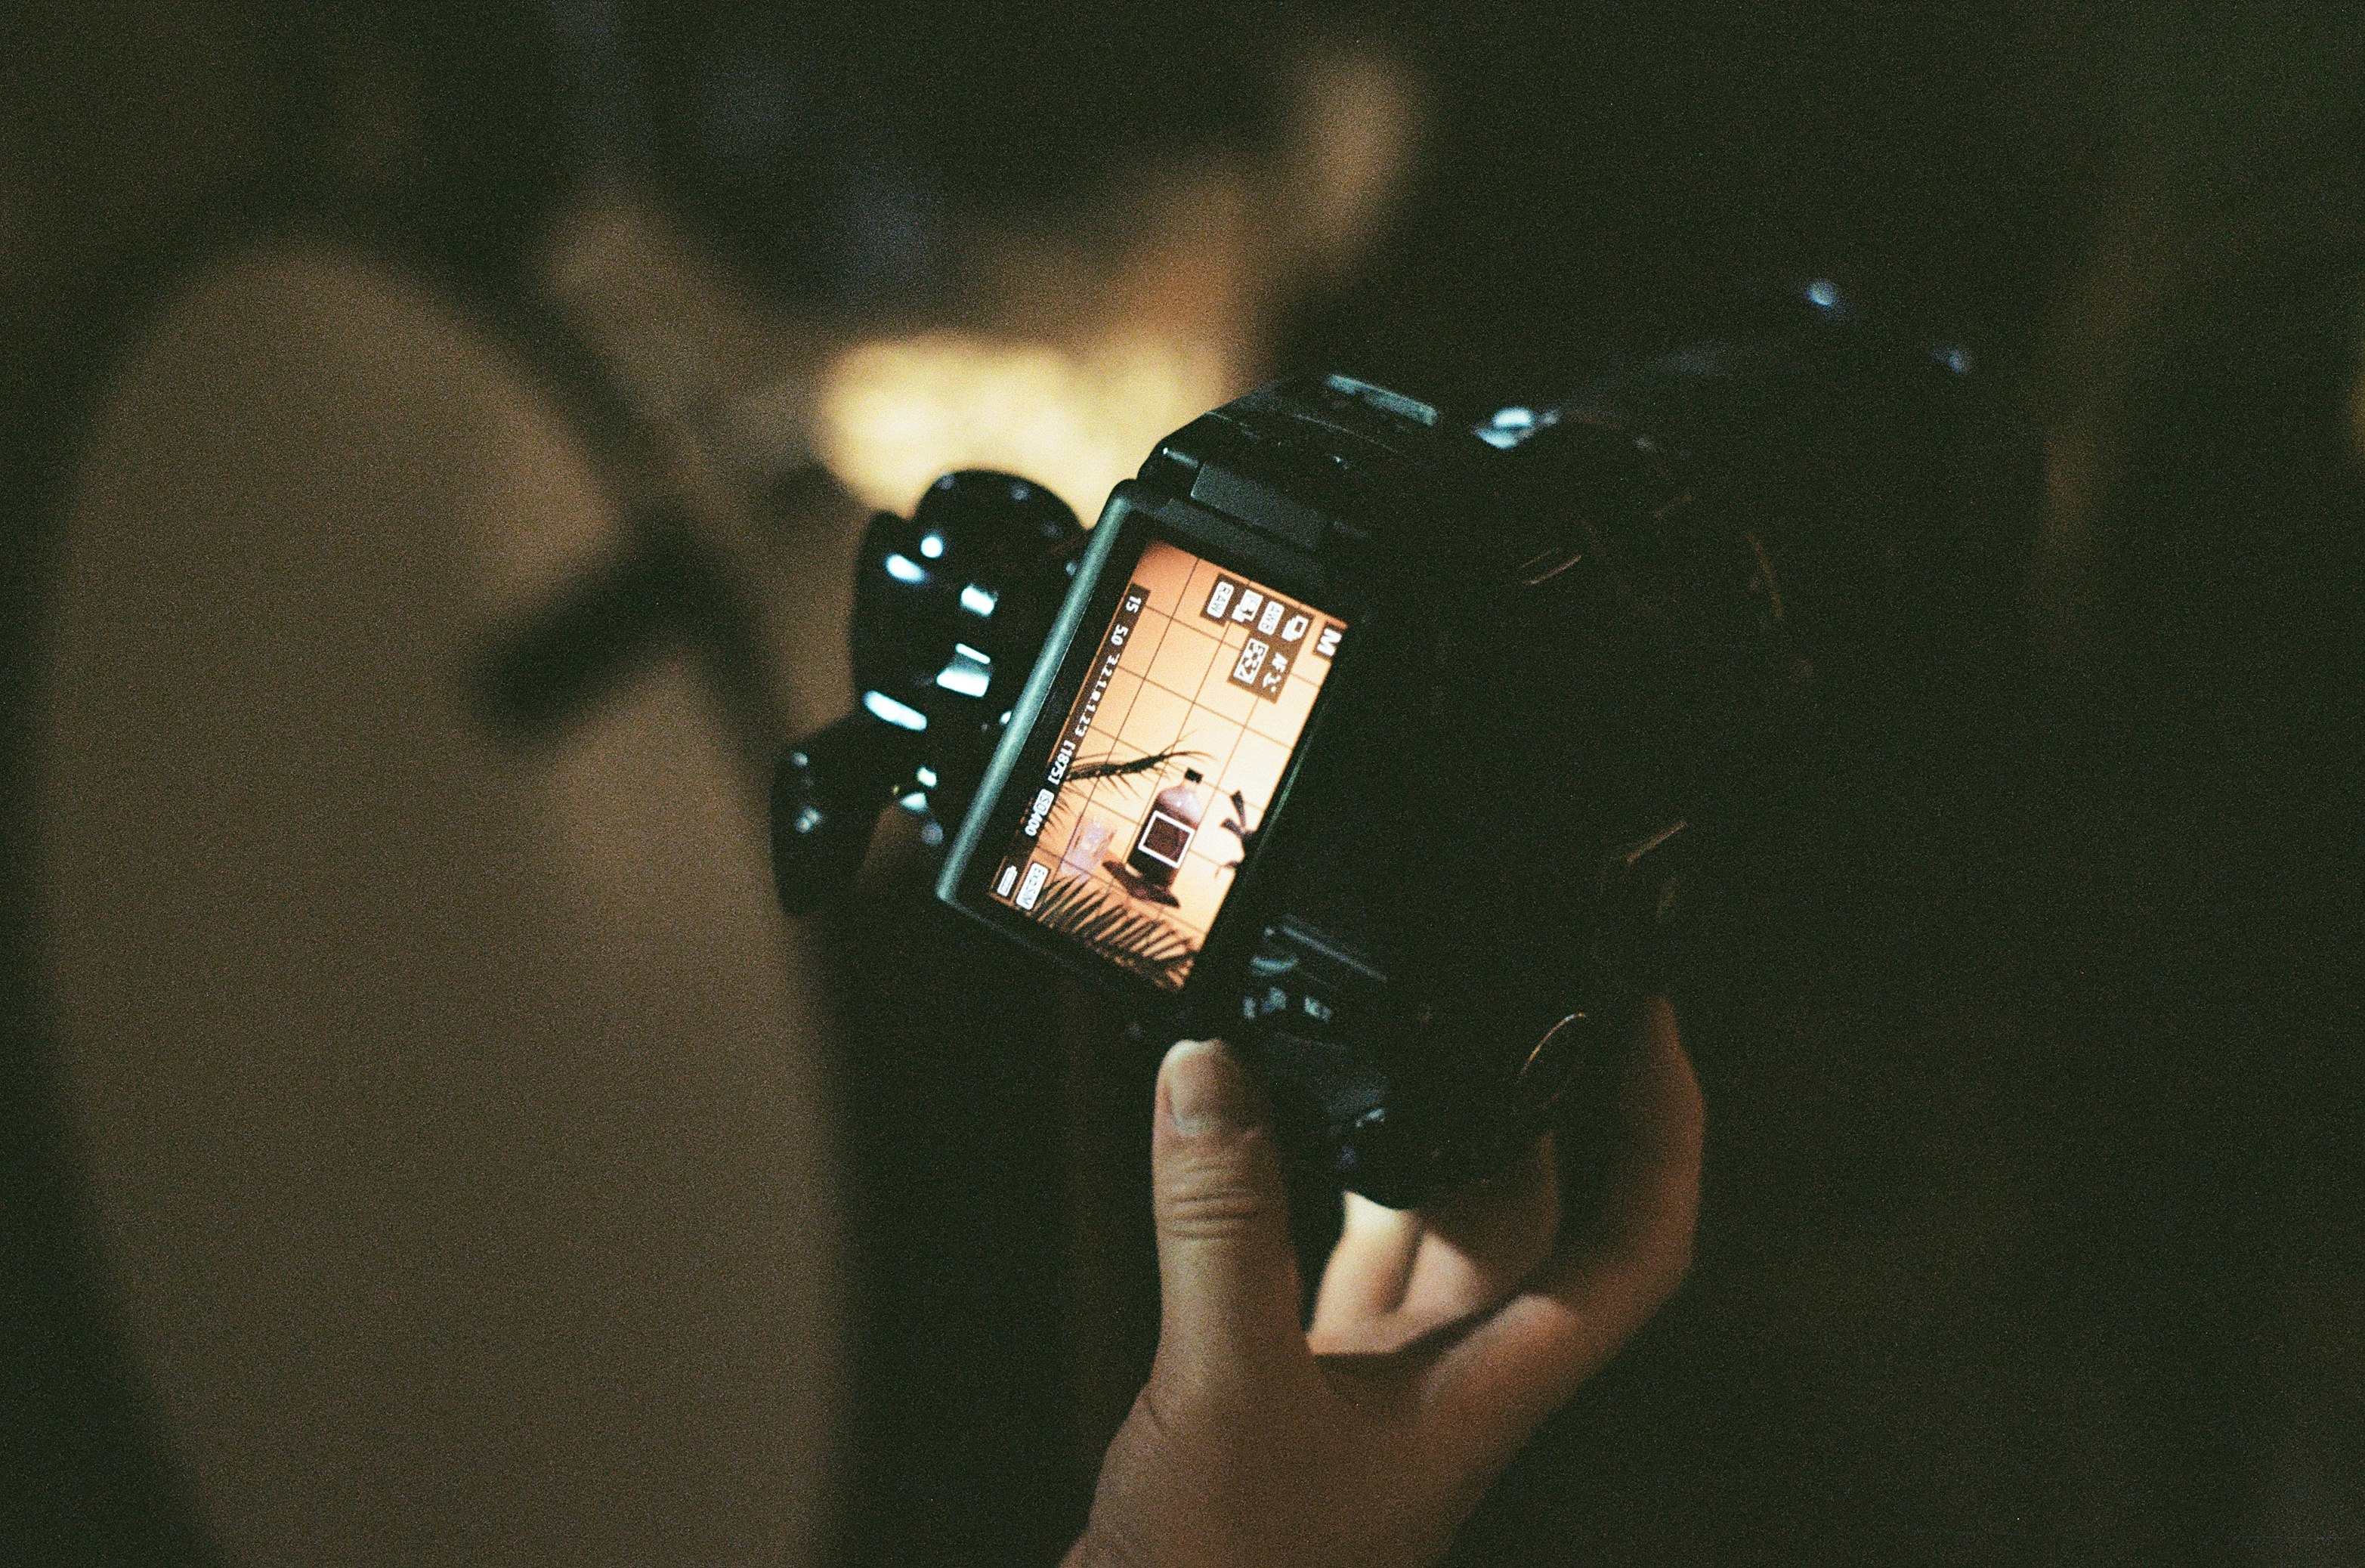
left=5, top=3, right=2360, bottom=1564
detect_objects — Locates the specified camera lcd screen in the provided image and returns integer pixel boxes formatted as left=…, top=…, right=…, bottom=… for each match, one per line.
left=982, top=540, right=1346, bottom=991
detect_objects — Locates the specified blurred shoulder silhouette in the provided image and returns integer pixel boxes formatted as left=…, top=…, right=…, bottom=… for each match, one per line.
left=9, top=8, right=851, bottom=1563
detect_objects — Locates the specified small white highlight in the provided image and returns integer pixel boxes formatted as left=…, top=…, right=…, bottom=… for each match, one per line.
left=935, top=644, right=993, bottom=699
left=920, top=533, right=946, bottom=559
left=863, top=689, right=929, bottom=731
left=1476, top=404, right=1555, bottom=450
left=916, top=765, right=938, bottom=788
left=885, top=552, right=927, bottom=584
left=960, top=583, right=999, bottom=617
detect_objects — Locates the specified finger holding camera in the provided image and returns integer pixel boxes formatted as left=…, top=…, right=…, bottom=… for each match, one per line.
left=1066, top=999, right=1700, bottom=1568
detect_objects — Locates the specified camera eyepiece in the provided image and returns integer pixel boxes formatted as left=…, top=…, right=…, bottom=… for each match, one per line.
left=772, top=471, right=1083, bottom=911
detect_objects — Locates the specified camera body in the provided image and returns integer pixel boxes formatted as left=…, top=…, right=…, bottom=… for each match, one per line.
left=775, top=287, right=1971, bottom=1205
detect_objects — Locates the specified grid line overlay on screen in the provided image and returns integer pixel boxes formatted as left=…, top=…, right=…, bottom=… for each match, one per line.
left=988, top=542, right=1343, bottom=988
left=1067, top=553, right=1308, bottom=853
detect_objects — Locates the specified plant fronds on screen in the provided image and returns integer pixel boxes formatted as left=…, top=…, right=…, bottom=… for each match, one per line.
left=1039, top=744, right=1205, bottom=857
left=1220, top=787, right=1255, bottom=871
left=1031, top=875, right=1196, bottom=989
left=1068, top=746, right=1204, bottom=783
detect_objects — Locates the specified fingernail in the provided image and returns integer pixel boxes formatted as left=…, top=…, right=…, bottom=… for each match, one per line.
left=1164, top=1038, right=1254, bottom=1139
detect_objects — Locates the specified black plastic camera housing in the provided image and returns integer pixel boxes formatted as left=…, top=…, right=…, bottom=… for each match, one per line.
left=774, top=286, right=1974, bottom=1205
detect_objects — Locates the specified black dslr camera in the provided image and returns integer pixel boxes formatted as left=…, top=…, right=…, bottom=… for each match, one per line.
left=774, top=286, right=1974, bottom=1205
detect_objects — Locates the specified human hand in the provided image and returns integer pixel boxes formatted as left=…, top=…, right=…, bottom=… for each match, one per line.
left=1065, top=999, right=1702, bottom=1568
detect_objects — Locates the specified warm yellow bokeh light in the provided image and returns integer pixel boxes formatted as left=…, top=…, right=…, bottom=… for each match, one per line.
left=815, top=332, right=1234, bottom=521
left=806, top=46, right=1421, bottom=522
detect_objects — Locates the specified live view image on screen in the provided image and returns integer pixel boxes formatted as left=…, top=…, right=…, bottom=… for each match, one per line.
left=986, top=540, right=1346, bottom=991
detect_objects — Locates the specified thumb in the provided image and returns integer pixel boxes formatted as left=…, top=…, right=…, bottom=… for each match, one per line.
left=1150, top=1039, right=1308, bottom=1388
